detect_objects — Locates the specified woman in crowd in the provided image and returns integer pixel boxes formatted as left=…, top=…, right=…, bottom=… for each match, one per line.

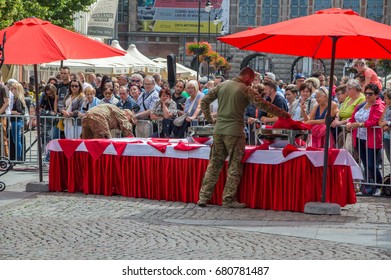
left=39, top=84, right=59, bottom=143
left=331, top=80, right=366, bottom=151
left=353, top=59, right=383, bottom=92
left=99, top=85, right=119, bottom=105
left=379, top=89, right=391, bottom=168
left=298, top=82, right=317, bottom=121
left=113, top=81, right=120, bottom=100
left=304, top=86, right=338, bottom=148
left=173, top=80, right=203, bottom=138
left=62, top=79, right=84, bottom=139
left=78, top=86, right=100, bottom=117
left=10, top=83, right=27, bottom=161
left=150, top=88, right=178, bottom=138
left=285, top=84, right=300, bottom=117
left=244, top=83, right=265, bottom=145
left=347, top=84, right=385, bottom=196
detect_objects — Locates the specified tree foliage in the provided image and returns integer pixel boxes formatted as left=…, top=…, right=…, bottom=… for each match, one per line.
left=0, top=0, right=96, bottom=29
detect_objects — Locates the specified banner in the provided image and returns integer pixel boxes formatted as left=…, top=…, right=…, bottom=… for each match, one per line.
left=87, top=0, right=119, bottom=38
left=137, top=0, right=230, bottom=34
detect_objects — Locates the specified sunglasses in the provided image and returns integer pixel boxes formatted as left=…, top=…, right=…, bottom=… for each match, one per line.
left=131, top=80, right=140, bottom=83
left=364, top=91, right=375, bottom=96
left=70, top=85, right=79, bottom=88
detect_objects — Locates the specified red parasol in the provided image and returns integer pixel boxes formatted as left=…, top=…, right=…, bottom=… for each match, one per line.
left=0, top=17, right=125, bottom=64
left=0, top=18, right=126, bottom=182
left=219, top=8, right=391, bottom=206
left=219, top=8, right=391, bottom=59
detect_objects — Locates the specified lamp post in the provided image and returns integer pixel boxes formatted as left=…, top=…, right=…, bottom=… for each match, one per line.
left=205, top=1, right=212, bottom=81
left=206, top=0, right=212, bottom=43
left=196, top=0, right=213, bottom=80
left=213, top=14, right=222, bottom=53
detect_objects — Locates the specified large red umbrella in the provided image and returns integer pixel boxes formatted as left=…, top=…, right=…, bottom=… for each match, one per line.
left=0, top=17, right=125, bottom=64
left=0, top=18, right=126, bottom=182
left=220, top=8, right=391, bottom=209
left=219, top=8, right=391, bottom=59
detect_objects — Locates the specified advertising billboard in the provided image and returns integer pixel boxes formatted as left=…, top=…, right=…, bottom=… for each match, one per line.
left=137, top=0, right=229, bottom=34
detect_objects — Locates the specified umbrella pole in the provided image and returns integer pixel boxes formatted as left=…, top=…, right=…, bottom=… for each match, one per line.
left=34, top=64, right=43, bottom=182
left=321, top=36, right=338, bottom=203
left=304, top=36, right=341, bottom=215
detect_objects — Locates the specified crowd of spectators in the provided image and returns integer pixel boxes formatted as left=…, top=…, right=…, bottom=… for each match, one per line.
left=0, top=58, right=389, bottom=196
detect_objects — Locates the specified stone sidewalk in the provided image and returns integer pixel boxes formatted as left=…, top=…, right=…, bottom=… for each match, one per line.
left=0, top=169, right=390, bottom=259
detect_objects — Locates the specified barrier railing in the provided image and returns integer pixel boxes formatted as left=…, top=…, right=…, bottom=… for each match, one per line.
left=1, top=113, right=390, bottom=193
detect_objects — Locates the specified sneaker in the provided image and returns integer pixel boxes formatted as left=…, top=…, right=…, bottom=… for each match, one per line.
left=197, top=200, right=207, bottom=207
left=222, top=201, right=246, bottom=208
left=373, top=188, right=382, bottom=197
left=356, top=191, right=363, bottom=196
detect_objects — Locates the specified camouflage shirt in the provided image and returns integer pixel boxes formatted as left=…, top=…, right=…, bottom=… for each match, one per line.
left=201, top=77, right=290, bottom=137
left=84, top=104, right=133, bottom=137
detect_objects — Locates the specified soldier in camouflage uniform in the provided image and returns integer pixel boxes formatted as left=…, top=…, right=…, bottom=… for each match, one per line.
left=81, top=104, right=136, bottom=139
left=198, top=67, right=290, bottom=208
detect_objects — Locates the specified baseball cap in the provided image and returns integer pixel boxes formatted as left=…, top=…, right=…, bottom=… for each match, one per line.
left=295, top=73, right=306, bottom=80
left=264, top=72, right=276, bottom=81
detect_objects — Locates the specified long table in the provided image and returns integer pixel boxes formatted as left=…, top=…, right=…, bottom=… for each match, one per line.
left=47, top=138, right=360, bottom=212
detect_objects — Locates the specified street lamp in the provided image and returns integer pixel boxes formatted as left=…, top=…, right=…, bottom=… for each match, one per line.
left=196, top=0, right=213, bottom=80
left=206, top=0, right=212, bottom=43
left=213, top=14, right=222, bottom=53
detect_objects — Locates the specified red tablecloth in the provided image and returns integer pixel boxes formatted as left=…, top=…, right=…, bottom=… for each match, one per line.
left=48, top=138, right=358, bottom=212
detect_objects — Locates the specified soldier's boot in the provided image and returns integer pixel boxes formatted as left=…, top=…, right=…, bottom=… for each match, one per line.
left=221, top=201, right=246, bottom=208
left=197, top=200, right=208, bottom=207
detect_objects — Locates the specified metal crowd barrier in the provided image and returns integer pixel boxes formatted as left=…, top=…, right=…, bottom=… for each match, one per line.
left=1, top=112, right=391, bottom=194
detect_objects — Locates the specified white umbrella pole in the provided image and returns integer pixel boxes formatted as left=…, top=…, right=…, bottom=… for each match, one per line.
left=34, top=64, right=43, bottom=182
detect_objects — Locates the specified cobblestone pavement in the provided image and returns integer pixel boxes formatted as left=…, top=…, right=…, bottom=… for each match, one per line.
left=1, top=171, right=391, bottom=260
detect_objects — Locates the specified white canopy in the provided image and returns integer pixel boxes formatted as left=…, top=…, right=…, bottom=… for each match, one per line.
left=152, top=57, right=197, bottom=79
left=24, top=40, right=163, bottom=76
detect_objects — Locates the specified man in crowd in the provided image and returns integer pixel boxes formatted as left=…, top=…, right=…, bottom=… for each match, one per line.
left=264, top=71, right=284, bottom=96
left=134, top=76, right=160, bottom=137
left=171, top=80, right=186, bottom=111
left=129, top=73, right=144, bottom=92
left=57, top=66, right=71, bottom=111
left=117, top=75, right=129, bottom=89
left=260, top=79, right=289, bottom=124
left=294, top=73, right=306, bottom=88
left=198, top=67, right=290, bottom=208
left=81, top=103, right=136, bottom=139
left=116, top=86, right=136, bottom=110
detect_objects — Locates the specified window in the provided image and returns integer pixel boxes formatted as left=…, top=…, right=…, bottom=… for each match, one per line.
left=367, top=0, right=383, bottom=22
left=313, top=0, right=332, bottom=12
left=238, top=0, right=256, bottom=26
left=343, top=0, right=360, bottom=14
left=262, top=0, right=279, bottom=25
left=291, top=0, right=307, bottom=19
left=118, top=0, right=129, bottom=23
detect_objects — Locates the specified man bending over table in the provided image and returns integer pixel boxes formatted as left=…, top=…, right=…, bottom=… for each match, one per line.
left=198, top=67, right=290, bottom=208
left=81, top=104, right=136, bottom=139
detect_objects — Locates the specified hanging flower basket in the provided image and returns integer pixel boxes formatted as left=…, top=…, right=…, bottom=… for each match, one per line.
left=186, top=41, right=212, bottom=56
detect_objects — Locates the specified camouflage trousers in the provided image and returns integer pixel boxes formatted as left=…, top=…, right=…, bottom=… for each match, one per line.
left=81, top=117, right=111, bottom=139
left=199, top=134, right=246, bottom=204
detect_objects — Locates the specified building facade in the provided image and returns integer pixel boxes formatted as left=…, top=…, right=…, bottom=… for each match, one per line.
left=97, top=0, right=391, bottom=82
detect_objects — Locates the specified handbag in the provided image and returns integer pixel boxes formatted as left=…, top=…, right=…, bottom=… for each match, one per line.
left=56, top=118, right=64, bottom=131
left=173, top=113, right=188, bottom=127
left=173, top=96, right=197, bottom=127
left=57, top=93, right=81, bottom=131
